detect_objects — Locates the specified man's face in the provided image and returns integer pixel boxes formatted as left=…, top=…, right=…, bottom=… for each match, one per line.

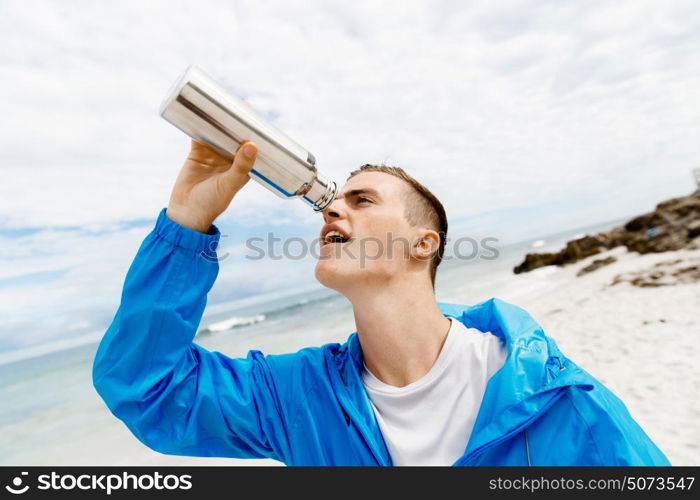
left=314, top=171, right=425, bottom=293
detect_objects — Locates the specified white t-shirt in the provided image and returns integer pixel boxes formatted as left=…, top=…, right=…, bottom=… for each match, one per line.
left=361, top=316, right=508, bottom=466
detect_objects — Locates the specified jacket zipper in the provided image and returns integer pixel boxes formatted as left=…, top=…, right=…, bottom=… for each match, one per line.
left=339, top=370, right=351, bottom=425
left=334, top=365, right=389, bottom=465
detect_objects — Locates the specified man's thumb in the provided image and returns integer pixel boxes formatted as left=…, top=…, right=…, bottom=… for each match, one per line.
left=223, top=141, right=258, bottom=188
left=236, top=142, right=258, bottom=173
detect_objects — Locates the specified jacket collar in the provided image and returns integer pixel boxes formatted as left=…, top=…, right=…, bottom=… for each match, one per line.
left=325, top=297, right=594, bottom=464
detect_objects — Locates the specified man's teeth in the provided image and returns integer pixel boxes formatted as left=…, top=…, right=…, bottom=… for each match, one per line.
left=324, top=230, right=348, bottom=244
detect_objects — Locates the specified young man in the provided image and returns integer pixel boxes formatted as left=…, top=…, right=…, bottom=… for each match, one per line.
left=92, top=140, right=670, bottom=466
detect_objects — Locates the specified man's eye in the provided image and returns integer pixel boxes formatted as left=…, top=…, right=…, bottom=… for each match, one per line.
left=357, top=197, right=373, bottom=204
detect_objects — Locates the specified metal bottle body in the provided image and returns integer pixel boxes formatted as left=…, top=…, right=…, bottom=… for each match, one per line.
left=159, top=66, right=336, bottom=211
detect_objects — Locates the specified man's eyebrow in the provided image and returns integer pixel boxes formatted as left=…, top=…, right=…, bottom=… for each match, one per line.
left=334, top=188, right=381, bottom=202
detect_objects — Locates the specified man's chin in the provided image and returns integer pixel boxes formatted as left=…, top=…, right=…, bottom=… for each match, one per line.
left=314, top=260, right=350, bottom=291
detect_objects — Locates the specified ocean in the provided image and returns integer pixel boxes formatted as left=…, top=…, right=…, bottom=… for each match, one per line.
left=0, top=217, right=625, bottom=465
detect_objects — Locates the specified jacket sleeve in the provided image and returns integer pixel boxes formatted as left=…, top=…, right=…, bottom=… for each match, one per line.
left=92, top=208, right=290, bottom=462
left=568, top=384, right=672, bottom=466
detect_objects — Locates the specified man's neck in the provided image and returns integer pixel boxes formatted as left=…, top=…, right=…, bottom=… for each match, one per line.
left=348, top=278, right=452, bottom=388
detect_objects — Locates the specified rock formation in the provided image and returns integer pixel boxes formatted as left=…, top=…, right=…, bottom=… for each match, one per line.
left=513, top=190, right=700, bottom=274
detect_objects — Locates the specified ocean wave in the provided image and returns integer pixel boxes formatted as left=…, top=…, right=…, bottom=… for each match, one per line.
left=204, top=314, right=266, bottom=333
left=199, top=292, right=341, bottom=335
left=262, top=296, right=323, bottom=317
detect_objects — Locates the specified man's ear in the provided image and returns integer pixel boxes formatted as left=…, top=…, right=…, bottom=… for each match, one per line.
left=411, top=229, right=440, bottom=262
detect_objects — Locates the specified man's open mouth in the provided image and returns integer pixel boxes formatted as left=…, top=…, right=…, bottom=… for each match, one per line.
left=322, top=230, right=351, bottom=247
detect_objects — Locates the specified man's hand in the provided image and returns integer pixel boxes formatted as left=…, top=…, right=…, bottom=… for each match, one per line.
left=166, top=140, right=259, bottom=233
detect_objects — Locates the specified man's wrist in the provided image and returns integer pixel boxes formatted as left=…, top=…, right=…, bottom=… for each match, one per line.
left=165, top=206, right=213, bottom=234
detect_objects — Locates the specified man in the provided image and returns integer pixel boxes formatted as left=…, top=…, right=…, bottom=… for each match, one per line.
left=92, top=140, right=670, bottom=466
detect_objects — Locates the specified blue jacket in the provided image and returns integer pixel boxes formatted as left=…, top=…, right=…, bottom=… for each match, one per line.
left=92, top=209, right=671, bottom=466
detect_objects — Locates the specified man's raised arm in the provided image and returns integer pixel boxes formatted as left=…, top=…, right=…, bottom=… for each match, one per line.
left=92, top=141, right=291, bottom=462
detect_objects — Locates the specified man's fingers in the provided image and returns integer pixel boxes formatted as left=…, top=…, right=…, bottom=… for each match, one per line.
left=188, top=139, right=233, bottom=168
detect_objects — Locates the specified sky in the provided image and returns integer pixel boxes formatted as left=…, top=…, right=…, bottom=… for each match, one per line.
left=1, top=0, right=699, bottom=354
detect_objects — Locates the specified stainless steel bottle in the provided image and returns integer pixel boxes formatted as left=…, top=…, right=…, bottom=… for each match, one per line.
left=159, top=66, right=337, bottom=211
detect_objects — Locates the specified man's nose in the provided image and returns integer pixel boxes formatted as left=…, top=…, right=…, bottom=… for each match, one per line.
left=322, top=197, right=346, bottom=223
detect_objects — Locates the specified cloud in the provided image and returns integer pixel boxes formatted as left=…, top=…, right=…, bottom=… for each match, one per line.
left=1, top=0, right=699, bottom=351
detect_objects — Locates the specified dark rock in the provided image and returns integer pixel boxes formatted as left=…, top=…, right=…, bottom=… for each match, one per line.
left=576, top=256, right=618, bottom=276
left=672, top=264, right=700, bottom=282
left=654, top=259, right=682, bottom=267
left=514, top=190, right=700, bottom=274
left=608, top=256, right=700, bottom=287
left=624, top=213, right=665, bottom=232
left=513, top=235, right=606, bottom=274
left=688, top=220, right=700, bottom=239
left=631, top=277, right=664, bottom=287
